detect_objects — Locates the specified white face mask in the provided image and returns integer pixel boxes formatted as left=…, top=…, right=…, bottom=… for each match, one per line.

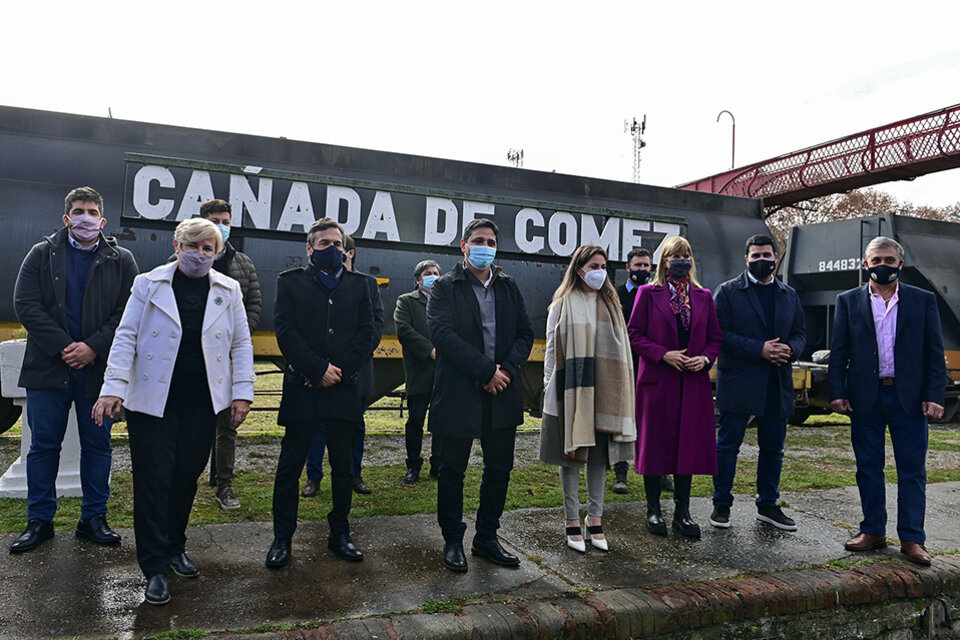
left=582, top=269, right=607, bottom=290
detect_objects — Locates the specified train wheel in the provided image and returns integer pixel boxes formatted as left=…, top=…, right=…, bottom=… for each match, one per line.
left=0, top=397, right=22, bottom=434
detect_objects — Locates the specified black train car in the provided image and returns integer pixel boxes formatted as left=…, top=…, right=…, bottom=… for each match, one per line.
left=0, top=105, right=769, bottom=428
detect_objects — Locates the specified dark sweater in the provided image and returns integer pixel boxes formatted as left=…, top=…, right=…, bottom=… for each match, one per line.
left=172, top=268, right=210, bottom=377
left=752, top=281, right=781, bottom=415
left=65, top=242, right=97, bottom=341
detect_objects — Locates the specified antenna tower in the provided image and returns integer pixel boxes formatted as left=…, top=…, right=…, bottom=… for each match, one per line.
left=624, top=116, right=647, bottom=182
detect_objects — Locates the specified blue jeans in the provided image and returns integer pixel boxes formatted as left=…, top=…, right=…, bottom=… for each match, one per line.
left=712, top=411, right=787, bottom=509
left=850, top=384, right=928, bottom=543
left=305, top=420, right=365, bottom=481
left=26, top=369, right=113, bottom=522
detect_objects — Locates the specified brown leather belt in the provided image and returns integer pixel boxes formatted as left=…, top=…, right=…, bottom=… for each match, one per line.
left=879, top=377, right=895, bottom=386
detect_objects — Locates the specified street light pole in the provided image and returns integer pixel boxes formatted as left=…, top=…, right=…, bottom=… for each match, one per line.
left=717, top=110, right=735, bottom=169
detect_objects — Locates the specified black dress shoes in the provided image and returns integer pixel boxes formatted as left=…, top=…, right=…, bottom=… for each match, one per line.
left=443, top=541, right=468, bottom=573
left=403, top=467, right=420, bottom=484
left=645, top=503, right=668, bottom=536
left=265, top=537, right=291, bottom=568
left=328, top=532, right=364, bottom=562
left=471, top=538, right=520, bottom=567
left=75, top=514, right=121, bottom=545
left=10, top=519, right=54, bottom=554
left=144, top=574, right=170, bottom=605
left=169, top=552, right=199, bottom=578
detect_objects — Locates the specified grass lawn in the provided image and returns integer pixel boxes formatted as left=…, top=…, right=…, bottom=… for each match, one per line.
left=1, top=361, right=958, bottom=534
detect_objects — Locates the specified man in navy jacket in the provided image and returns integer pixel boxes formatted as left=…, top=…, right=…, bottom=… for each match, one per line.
left=711, top=235, right=806, bottom=531
left=829, top=236, right=945, bottom=566
left=11, top=187, right=138, bottom=553
left=427, top=219, right=533, bottom=573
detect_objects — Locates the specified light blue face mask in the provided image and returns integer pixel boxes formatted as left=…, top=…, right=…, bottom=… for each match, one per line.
left=217, top=223, right=230, bottom=245
left=421, top=274, right=438, bottom=291
left=467, top=245, right=496, bottom=270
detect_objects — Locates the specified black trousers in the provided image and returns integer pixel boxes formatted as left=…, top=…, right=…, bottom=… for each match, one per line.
left=434, top=399, right=516, bottom=544
left=272, top=419, right=356, bottom=540
left=404, top=393, right=439, bottom=472
left=127, top=375, right=215, bottom=579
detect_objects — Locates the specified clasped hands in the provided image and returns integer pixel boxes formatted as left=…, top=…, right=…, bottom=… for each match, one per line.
left=661, top=349, right=707, bottom=372
left=302, top=364, right=343, bottom=388
left=61, top=341, right=96, bottom=369
left=761, top=338, right=792, bottom=366
left=483, top=364, right=512, bottom=395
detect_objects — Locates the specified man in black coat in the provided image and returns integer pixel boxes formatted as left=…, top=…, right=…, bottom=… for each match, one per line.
left=266, top=219, right=375, bottom=568
left=828, top=236, right=945, bottom=566
left=427, top=219, right=534, bottom=573
left=301, top=234, right=383, bottom=497
left=613, top=247, right=661, bottom=494
left=711, top=234, right=806, bottom=531
left=11, top=186, right=138, bottom=553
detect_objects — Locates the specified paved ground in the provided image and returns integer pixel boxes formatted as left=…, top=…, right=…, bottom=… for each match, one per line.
left=2, top=482, right=959, bottom=639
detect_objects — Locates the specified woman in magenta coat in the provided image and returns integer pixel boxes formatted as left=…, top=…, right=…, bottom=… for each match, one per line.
left=627, top=236, right=722, bottom=539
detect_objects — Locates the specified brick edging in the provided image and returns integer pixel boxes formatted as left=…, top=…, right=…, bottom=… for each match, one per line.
left=222, top=555, right=960, bottom=639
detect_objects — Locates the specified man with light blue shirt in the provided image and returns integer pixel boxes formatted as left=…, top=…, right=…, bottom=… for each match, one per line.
left=829, top=236, right=945, bottom=566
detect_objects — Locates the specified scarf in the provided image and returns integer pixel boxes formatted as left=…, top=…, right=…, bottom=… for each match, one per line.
left=543, top=289, right=636, bottom=462
left=666, top=273, right=691, bottom=330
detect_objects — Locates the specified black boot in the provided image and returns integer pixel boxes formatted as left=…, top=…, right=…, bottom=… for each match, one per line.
left=672, top=474, right=700, bottom=538
left=611, top=462, right=629, bottom=494
left=644, top=475, right=667, bottom=535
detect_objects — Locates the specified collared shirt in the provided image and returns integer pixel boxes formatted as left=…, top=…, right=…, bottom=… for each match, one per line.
left=67, top=233, right=99, bottom=252
left=746, top=270, right=775, bottom=286
left=465, top=263, right=498, bottom=362
left=869, top=282, right=899, bottom=378
left=625, top=280, right=636, bottom=293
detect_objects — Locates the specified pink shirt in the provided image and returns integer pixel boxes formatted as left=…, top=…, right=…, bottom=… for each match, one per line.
left=869, top=283, right=899, bottom=378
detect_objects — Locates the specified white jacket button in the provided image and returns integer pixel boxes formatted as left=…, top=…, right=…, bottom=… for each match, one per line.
left=143, top=374, right=149, bottom=380
left=146, top=353, right=153, bottom=360
left=152, top=330, right=158, bottom=336
left=216, top=331, right=222, bottom=339
left=218, top=376, right=223, bottom=383
left=217, top=354, right=223, bottom=362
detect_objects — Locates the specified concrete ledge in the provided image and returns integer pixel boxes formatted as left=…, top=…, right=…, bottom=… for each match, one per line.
left=220, top=556, right=960, bottom=639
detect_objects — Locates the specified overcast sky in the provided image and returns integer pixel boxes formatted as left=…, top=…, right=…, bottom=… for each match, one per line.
left=4, top=1, right=960, bottom=207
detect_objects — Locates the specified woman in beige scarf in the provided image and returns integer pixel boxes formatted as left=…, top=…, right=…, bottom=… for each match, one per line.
left=539, top=245, right=636, bottom=552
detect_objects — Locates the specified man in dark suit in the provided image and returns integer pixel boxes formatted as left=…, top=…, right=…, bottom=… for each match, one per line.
left=11, top=186, right=138, bottom=554
left=711, top=234, right=806, bottom=531
left=428, top=219, right=533, bottom=573
left=394, top=259, right=441, bottom=484
left=613, top=248, right=668, bottom=494
left=266, top=219, right=375, bottom=568
left=300, top=234, right=383, bottom=498
left=829, top=236, right=945, bottom=566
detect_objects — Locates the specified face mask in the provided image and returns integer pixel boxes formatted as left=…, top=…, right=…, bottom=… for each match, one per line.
left=216, top=223, right=230, bottom=245
left=628, top=268, right=650, bottom=285
left=868, top=264, right=900, bottom=285
left=467, top=245, right=496, bottom=270
left=68, top=213, right=102, bottom=243
left=421, top=274, right=438, bottom=291
left=178, top=250, right=214, bottom=278
left=582, top=269, right=607, bottom=291
left=310, top=244, right=345, bottom=273
left=748, top=258, right=776, bottom=280
left=668, top=259, right=692, bottom=279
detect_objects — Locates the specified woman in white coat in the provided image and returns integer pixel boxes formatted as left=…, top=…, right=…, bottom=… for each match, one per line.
left=93, top=218, right=255, bottom=606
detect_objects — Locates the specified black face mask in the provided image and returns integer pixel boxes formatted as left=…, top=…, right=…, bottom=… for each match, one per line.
left=867, top=264, right=900, bottom=285
left=629, top=268, right=650, bottom=285
left=748, top=258, right=776, bottom=280
left=668, top=259, right=692, bottom=279
left=310, top=244, right=345, bottom=273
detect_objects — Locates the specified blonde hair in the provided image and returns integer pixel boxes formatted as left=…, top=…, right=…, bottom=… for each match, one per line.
left=174, top=217, right=223, bottom=255
left=552, top=244, right=619, bottom=307
left=652, top=236, right=701, bottom=287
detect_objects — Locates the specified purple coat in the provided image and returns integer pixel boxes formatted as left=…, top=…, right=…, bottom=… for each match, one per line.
left=627, top=284, right=722, bottom=475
